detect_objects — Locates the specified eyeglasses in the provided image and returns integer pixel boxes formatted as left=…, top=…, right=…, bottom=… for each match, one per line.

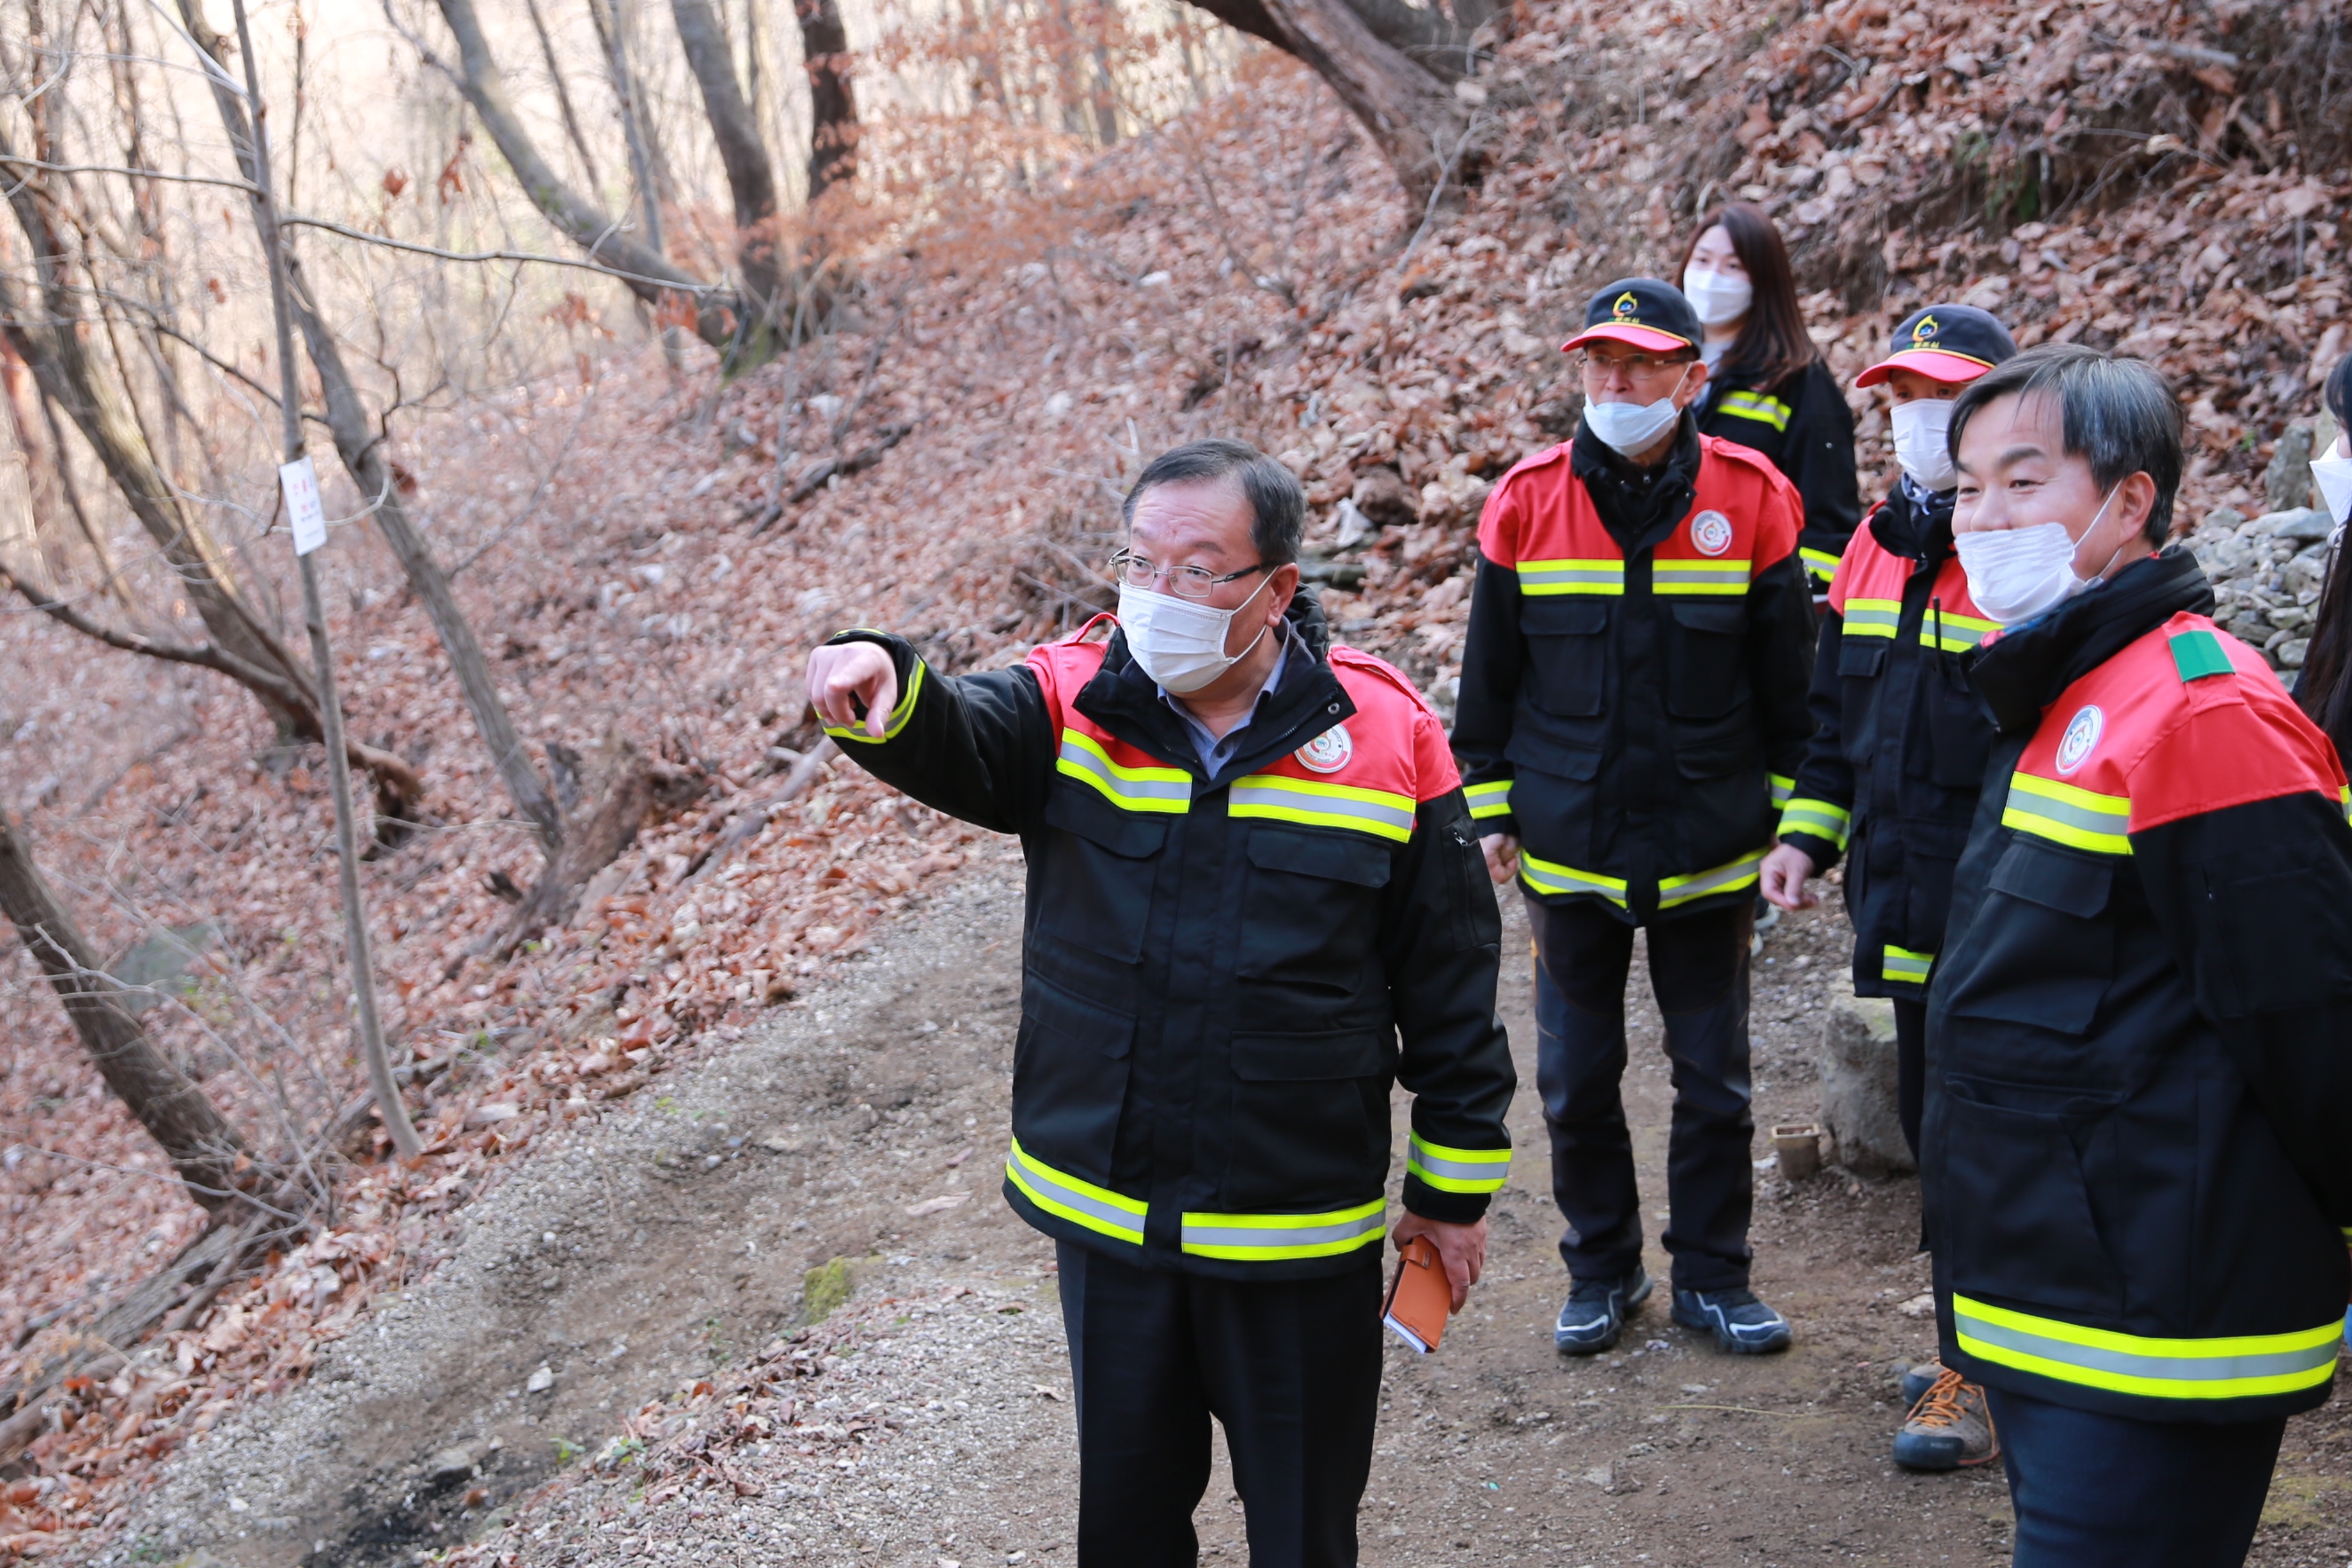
left=1108, top=549, right=1269, bottom=600
left=1579, top=351, right=1694, bottom=376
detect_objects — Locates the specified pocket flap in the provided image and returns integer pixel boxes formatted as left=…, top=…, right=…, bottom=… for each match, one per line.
left=1246, top=827, right=1393, bottom=887
left=1520, top=598, right=1610, bottom=636
left=1025, top=972, right=1138, bottom=1060
left=1989, top=841, right=2112, bottom=918
left=1838, top=638, right=1888, bottom=678
left=1671, top=601, right=1746, bottom=634
left=1504, top=729, right=1601, bottom=780
left=1232, top=1028, right=1393, bottom=1081
left=1045, top=785, right=1171, bottom=859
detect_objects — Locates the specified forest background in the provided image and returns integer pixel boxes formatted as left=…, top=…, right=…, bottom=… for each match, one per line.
left=3, top=0, right=2349, bottom=1548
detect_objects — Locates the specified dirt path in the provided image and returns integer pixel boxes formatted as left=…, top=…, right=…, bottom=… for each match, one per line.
left=104, top=856, right=2351, bottom=1567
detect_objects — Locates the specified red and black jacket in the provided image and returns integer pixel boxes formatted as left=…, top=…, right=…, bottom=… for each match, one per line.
left=1926, top=548, right=2352, bottom=1422
left=1452, top=418, right=1816, bottom=924
left=1693, top=356, right=1861, bottom=591
left=820, top=596, right=1516, bottom=1280
left=1778, top=485, right=2001, bottom=1000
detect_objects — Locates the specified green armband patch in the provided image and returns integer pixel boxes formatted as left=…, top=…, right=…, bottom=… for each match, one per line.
left=2168, top=628, right=2234, bottom=683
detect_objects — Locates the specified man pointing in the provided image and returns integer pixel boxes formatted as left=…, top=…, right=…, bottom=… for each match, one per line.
left=804, top=438, right=1516, bottom=1568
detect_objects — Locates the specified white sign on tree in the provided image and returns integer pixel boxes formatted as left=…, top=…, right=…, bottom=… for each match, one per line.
left=280, top=454, right=328, bottom=555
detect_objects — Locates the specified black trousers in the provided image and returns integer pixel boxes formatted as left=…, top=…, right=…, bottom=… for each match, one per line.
left=1528, top=894, right=1755, bottom=1292
left=1892, top=995, right=1927, bottom=1162
left=1986, top=1387, right=2285, bottom=1568
left=1055, top=1241, right=1382, bottom=1568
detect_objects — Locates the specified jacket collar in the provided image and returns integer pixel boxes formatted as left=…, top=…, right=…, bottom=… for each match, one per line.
left=1075, top=590, right=1357, bottom=784
left=1569, top=412, right=1703, bottom=554
left=1965, top=546, right=2215, bottom=735
left=1870, top=479, right=1955, bottom=566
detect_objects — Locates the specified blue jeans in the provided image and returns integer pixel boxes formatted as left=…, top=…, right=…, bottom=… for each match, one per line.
left=1985, top=1386, right=2285, bottom=1568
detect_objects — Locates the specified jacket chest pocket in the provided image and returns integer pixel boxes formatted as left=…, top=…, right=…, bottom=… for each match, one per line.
left=1665, top=600, right=1749, bottom=720
left=1012, top=973, right=1137, bottom=1188
left=1836, top=635, right=1886, bottom=747
left=1942, top=840, right=2115, bottom=1038
left=1921, top=659, right=1994, bottom=790
left=1226, top=1027, right=1394, bottom=1212
left=1520, top=598, right=1610, bottom=718
left=1035, top=786, right=1169, bottom=965
left=1236, top=826, right=1393, bottom=1013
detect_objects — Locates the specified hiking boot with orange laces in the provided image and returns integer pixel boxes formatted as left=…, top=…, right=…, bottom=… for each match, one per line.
left=1892, top=1367, right=1999, bottom=1471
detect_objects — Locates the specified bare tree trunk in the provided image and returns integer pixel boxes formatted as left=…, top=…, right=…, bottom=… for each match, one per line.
left=795, top=0, right=859, bottom=199
left=1, top=339, right=126, bottom=608
left=672, top=0, right=782, bottom=329
left=1179, top=0, right=1474, bottom=209
left=0, top=813, right=253, bottom=1213
left=424, top=0, right=746, bottom=353
left=524, top=0, right=604, bottom=193
left=180, top=0, right=564, bottom=859
left=493, top=735, right=654, bottom=958
left=585, top=0, right=686, bottom=371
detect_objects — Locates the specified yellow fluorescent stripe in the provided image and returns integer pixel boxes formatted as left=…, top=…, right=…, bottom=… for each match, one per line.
left=1652, top=559, right=1753, bottom=596
left=1466, top=780, right=1513, bottom=819
left=1519, top=852, right=1629, bottom=904
left=1056, top=728, right=1192, bottom=814
left=1883, top=945, right=1934, bottom=984
left=1180, top=1200, right=1386, bottom=1261
left=1801, top=547, right=1842, bottom=576
left=1517, top=559, right=1626, bottom=596
left=1719, top=391, right=1792, bottom=431
left=2340, top=785, right=2349, bottom=823
left=1841, top=598, right=1900, bottom=638
left=1954, top=1295, right=2340, bottom=1401
left=1769, top=773, right=1794, bottom=808
left=1778, top=796, right=1852, bottom=851
left=1006, top=1139, right=1147, bottom=1246
left=1657, top=849, right=1765, bottom=908
left=824, top=653, right=925, bottom=744
left=1922, top=611, right=2001, bottom=652
left=1407, top=1133, right=1511, bottom=1193
left=1230, top=776, right=1416, bottom=842
left=2002, top=772, right=2132, bottom=855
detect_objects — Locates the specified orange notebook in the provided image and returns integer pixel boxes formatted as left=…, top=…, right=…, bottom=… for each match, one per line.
left=1383, top=1237, right=1451, bottom=1353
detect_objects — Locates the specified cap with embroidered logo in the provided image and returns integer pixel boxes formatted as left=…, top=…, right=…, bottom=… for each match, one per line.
left=1562, top=278, right=1701, bottom=356
left=1856, top=304, right=2017, bottom=387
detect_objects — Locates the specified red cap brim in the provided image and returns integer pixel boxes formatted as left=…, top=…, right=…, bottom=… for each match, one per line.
left=1855, top=348, right=1997, bottom=388
left=1562, top=323, right=1693, bottom=354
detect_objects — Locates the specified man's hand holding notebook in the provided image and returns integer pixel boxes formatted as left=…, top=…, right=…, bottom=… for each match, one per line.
left=1384, top=1214, right=1489, bottom=1353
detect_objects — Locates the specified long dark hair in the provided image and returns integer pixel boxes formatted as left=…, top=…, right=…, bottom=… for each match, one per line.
left=2295, top=353, right=2352, bottom=765
left=1677, top=201, right=1814, bottom=393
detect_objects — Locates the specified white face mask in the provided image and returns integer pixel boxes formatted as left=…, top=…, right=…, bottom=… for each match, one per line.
left=1890, top=398, right=1958, bottom=492
left=1582, top=366, right=1691, bottom=458
left=2309, top=450, right=2352, bottom=527
left=1681, top=267, right=1753, bottom=327
left=1953, top=489, right=2119, bottom=626
left=1117, top=573, right=1272, bottom=695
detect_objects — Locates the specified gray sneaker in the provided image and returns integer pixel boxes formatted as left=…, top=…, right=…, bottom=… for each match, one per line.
left=1553, top=1266, right=1652, bottom=1355
left=1893, top=1367, right=2000, bottom=1471
left=1670, top=1285, right=1793, bottom=1353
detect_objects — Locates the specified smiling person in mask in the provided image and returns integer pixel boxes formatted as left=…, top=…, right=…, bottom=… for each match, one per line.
left=1680, top=203, right=1861, bottom=595
left=1924, top=344, right=2352, bottom=1568
left=1758, top=304, right=2016, bottom=1472
left=1455, top=280, right=1815, bottom=1357
left=802, top=438, right=1515, bottom=1568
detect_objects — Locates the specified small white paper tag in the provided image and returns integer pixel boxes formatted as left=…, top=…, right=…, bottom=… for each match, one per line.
left=280, top=455, right=327, bottom=556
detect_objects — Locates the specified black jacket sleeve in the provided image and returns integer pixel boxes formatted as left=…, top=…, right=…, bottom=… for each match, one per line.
left=2135, top=790, right=2352, bottom=1225
left=1450, top=552, right=1523, bottom=838
left=1746, top=553, right=1819, bottom=792
left=819, top=631, right=1056, bottom=834
left=1783, top=362, right=1862, bottom=590
left=1383, top=786, right=1516, bottom=1224
left=1778, top=604, right=1856, bottom=871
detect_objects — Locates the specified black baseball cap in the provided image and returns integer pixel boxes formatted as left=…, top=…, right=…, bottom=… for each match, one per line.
left=1856, top=304, right=2017, bottom=386
left=1562, top=278, right=1701, bottom=355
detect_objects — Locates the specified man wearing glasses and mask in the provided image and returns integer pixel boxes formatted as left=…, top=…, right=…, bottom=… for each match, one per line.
left=802, top=438, right=1515, bottom=1568
left=1455, top=280, right=1815, bottom=1359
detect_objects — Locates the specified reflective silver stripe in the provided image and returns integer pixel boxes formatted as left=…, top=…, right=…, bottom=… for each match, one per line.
left=1407, top=1134, right=1510, bottom=1193
left=1466, top=780, right=1512, bottom=819
left=1180, top=1202, right=1386, bottom=1260
left=1055, top=729, right=1191, bottom=814
left=1006, top=1139, right=1147, bottom=1246
left=1651, top=560, right=1750, bottom=595
left=1953, top=1296, right=2340, bottom=1400
left=1779, top=798, right=1851, bottom=850
left=1842, top=599, right=1900, bottom=638
left=2002, top=774, right=2132, bottom=855
left=1229, top=776, right=1416, bottom=841
left=1658, top=850, right=1765, bottom=908
left=1519, top=853, right=1628, bottom=903
left=1517, top=559, right=1625, bottom=595
left=1883, top=946, right=1934, bottom=984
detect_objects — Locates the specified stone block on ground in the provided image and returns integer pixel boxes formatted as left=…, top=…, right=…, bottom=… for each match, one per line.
left=1816, top=997, right=1914, bottom=1174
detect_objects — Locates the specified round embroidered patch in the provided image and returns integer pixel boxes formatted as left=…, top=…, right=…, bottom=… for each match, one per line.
left=2056, top=705, right=2103, bottom=774
left=1690, top=509, right=1734, bottom=557
left=1296, top=724, right=1353, bottom=774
